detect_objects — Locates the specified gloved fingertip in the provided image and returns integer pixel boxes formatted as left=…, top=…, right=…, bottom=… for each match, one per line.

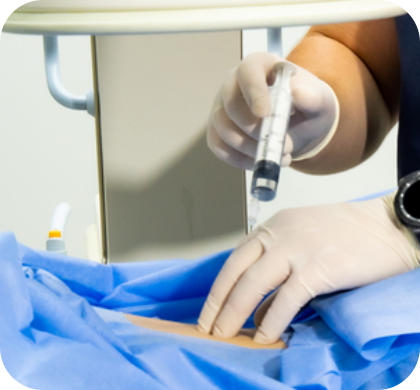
left=281, top=154, right=292, bottom=167
left=197, top=297, right=220, bottom=333
left=213, top=324, right=237, bottom=339
left=284, top=135, right=293, bottom=155
left=196, top=320, right=211, bottom=334
left=212, top=324, right=225, bottom=338
left=253, top=330, right=273, bottom=345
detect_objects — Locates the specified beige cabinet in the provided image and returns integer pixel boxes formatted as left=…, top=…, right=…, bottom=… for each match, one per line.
left=93, top=32, right=245, bottom=262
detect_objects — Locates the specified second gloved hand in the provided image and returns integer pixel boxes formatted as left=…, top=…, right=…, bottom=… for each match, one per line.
left=207, top=52, right=339, bottom=170
left=198, top=195, right=420, bottom=344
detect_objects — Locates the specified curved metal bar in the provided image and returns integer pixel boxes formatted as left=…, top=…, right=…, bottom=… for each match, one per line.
left=43, top=35, right=94, bottom=115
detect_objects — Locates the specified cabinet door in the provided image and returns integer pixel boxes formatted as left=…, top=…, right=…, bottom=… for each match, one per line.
left=93, top=32, right=245, bottom=263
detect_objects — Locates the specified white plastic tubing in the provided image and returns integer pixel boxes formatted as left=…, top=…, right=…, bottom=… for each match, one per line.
left=50, top=202, right=72, bottom=233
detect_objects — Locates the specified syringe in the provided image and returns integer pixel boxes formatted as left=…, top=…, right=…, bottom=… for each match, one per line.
left=249, top=62, right=295, bottom=228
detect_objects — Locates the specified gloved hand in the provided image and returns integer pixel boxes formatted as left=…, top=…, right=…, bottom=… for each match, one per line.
left=198, top=195, right=420, bottom=344
left=207, top=52, right=339, bottom=170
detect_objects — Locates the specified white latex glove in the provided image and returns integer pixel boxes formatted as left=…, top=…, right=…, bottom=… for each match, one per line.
left=198, top=195, right=420, bottom=344
left=207, top=52, right=339, bottom=170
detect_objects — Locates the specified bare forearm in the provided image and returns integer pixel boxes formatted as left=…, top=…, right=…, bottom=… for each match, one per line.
left=287, top=20, right=400, bottom=174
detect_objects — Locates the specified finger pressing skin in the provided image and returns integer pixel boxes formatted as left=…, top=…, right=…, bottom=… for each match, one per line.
left=221, top=75, right=261, bottom=137
left=197, top=237, right=264, bottom=333
left=207, top=124, right=254, bottom=170
left=254, top=273, right=314, bottom=344
left=236, top=53, right=281, bottom=118
left=212, top=107, right=258, bottom=158
left=212, top=249, right=291, bottom=338
left=253, top=292, right=276, bottom=328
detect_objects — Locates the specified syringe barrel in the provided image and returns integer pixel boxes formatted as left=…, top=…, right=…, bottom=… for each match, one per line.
left=251, top=62, right=295, bottom=202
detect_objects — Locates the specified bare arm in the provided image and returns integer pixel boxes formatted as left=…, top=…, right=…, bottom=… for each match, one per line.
left=288, top=19, right=400, bottom=174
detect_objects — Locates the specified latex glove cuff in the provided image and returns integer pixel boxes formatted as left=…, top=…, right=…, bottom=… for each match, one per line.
left=268, top=59, right=340, bottom=163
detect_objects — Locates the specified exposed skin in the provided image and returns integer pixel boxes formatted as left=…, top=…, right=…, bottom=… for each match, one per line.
left=289, top=19, right=401, bottom=173
left=125, top=314, right=286, bottom=349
